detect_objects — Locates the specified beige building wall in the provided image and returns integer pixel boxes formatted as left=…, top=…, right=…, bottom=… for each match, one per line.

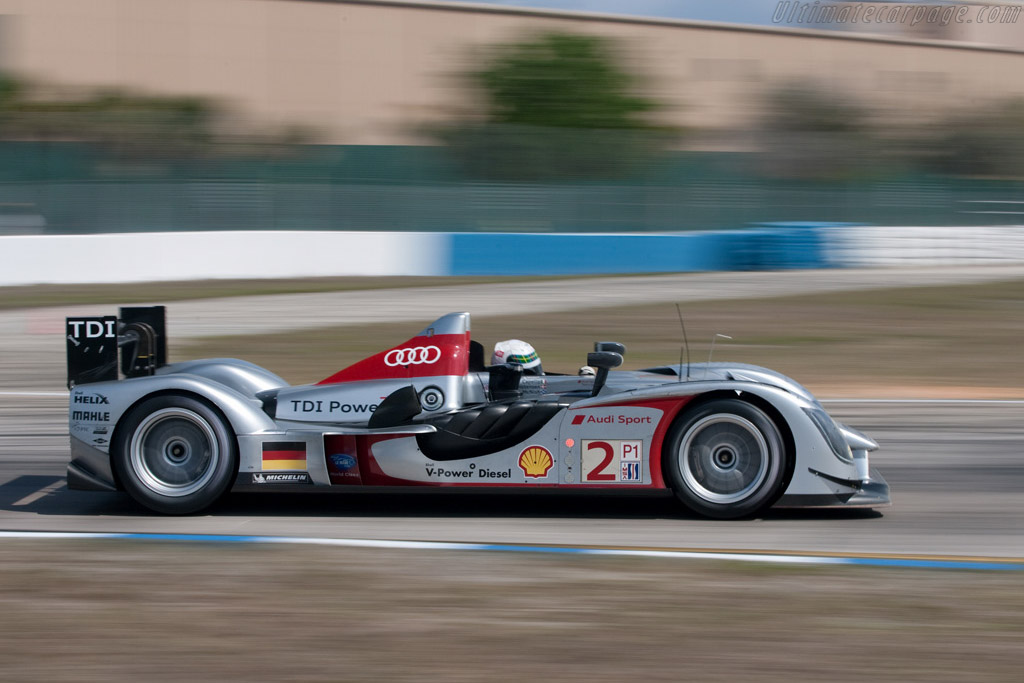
left=0, top=0, right=1022, bottom=145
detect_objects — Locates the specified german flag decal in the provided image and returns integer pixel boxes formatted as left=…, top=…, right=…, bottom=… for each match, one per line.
left=262, top=441, right=307, bottom=471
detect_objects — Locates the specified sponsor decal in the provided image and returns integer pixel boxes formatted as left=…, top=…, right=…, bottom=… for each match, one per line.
left=262, top=441, right=307, bottom=471
left=423, top=462, right=512, bottom=479
left=518, top=446, right=554, bottom=479
left=518, top=378, right=548, bottom=397
left=66, top=316, right=119, bottom=386
left=67, top=319, right=117, bottom=340
left=73, top=425, right=109, bottom=436
left=325, top=436, right=361, bottom=483
left=330, top=453, right=357, bottom=472
left=384, top=346, right=441, bottom=367
left=582, top=440, right=643, bottom=483
left=252, top=472, right=312, bottom=485
left=571, top=413, right=654, bottom=427
left=89, top=426, right=110, bottom=446
left=290, top=400, right=378, bottom=415
left=71, top=410, right=110, bottom=422
left=72, top=393, right=109, bottom=405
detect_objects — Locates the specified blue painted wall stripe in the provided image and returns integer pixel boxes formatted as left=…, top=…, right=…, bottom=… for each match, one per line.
left=447, top=226, right=833, bottom=276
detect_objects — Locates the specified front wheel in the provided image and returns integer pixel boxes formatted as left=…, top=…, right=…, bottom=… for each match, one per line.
left=113, top=395, right=237, bottom=514
left=664, top=399, right=788, bottom=519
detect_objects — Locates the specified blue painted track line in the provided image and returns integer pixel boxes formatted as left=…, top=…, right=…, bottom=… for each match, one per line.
left=2, top=531, right=1024, bottom=571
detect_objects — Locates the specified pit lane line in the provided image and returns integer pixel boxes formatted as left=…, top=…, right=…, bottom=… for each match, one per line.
left=1, top=531, right=1022, bottom=571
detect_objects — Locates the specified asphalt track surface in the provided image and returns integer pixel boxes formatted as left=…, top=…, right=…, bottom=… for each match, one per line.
left=1, top=395, right=1022, bottom=558
left=1, top=266, right=1022, bottom=559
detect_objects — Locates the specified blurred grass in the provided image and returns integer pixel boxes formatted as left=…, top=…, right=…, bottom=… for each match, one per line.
left=0, top=541, right=1021, bottom=682
left=180, top=278, right=1024, bottom=395
left=0, top=275, right=588, bottom=311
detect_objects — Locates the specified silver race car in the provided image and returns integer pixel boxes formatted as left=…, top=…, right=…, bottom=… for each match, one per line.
left=65, top=307, right=889, bottom=518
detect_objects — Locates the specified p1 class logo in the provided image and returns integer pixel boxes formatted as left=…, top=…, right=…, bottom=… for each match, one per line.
left=384, top=346, right=442, bottom=367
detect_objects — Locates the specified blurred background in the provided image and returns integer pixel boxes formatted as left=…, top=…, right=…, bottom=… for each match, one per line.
left=2, top=7, right=1024, bottom=680
left=2, top=0, right=1024, bottom=237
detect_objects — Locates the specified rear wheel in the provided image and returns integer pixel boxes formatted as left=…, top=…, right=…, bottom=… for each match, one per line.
left=664, top=399, right=788, bottom=519
left=113, top=395, right=237, bottom=514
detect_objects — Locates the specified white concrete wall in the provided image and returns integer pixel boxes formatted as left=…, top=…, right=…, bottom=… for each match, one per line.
left=826, top=226, right=1024, bottom=267
left=0, top=231, right=449, bottom=285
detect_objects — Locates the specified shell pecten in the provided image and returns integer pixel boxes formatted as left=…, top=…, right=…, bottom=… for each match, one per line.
left=518, top=445, right=553, bottom=478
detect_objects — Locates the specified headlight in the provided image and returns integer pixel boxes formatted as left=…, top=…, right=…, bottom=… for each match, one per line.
left=803, top=407, right=852, bottom=462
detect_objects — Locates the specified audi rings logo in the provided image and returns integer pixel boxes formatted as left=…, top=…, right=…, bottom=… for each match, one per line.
left=384, top=346, right=442, bottom=367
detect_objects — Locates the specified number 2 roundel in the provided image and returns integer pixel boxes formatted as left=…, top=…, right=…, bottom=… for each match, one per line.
left=581, top=439, right=643, bottom=483
left=583, top=441, right=617, bottom=481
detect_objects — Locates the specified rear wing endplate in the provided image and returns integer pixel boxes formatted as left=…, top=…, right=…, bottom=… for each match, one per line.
left=66, top=306, right=167, bottom=389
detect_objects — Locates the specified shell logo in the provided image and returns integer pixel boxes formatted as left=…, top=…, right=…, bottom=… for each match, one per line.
left=518, top=445, right=554, bottom=478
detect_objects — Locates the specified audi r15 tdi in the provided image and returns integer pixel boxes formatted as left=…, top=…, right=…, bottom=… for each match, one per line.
left=65, top=307, right=889, bottom=519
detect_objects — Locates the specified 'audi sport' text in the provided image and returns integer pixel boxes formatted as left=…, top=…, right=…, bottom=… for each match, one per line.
left=571, top=414, right=653, bottom=426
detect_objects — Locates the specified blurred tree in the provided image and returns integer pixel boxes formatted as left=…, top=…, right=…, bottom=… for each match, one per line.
left=758, top=85, right=1024, bottom=180
left=927, top=99, right=1024, bottom=178
left=763, top=85, right=866, bottom=134
left=0, top=72, right=313, bottom=164
left=755, top=84, right=877, bottom=181
left=478, top=32, right=654, bottom=130
left=436, top=32, right=669, bottom=181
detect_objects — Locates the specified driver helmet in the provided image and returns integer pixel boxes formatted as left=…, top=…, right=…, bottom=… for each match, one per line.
left=491, top=339, right=543, bottom=375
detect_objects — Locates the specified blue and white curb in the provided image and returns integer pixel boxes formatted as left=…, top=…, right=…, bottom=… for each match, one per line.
left=1, top=531, right=1022, bottom=571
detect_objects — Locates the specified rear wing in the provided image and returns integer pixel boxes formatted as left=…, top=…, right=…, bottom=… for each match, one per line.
left=66, top=306, right=167, bottom=389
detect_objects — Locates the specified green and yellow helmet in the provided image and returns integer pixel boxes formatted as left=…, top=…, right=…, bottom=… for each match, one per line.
left=491, top=339, right=543, bottom=375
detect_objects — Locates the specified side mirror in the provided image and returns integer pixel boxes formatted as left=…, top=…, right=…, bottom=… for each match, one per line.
left=586, top=351, right=623, bottom=397
left=594, top=341, right=626, bottom=356
left=587, top=351, right=623, bottom=370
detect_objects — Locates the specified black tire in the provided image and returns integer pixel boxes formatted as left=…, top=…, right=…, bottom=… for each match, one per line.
left=663, top=399, right=788, bottom=519
left=112, top=395, right=237, bottom=514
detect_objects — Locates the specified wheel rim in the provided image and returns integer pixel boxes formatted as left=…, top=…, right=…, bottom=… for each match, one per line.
left=129, top=408, right=219, bottom=497
left=678, top=413, right=772, bottom=504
